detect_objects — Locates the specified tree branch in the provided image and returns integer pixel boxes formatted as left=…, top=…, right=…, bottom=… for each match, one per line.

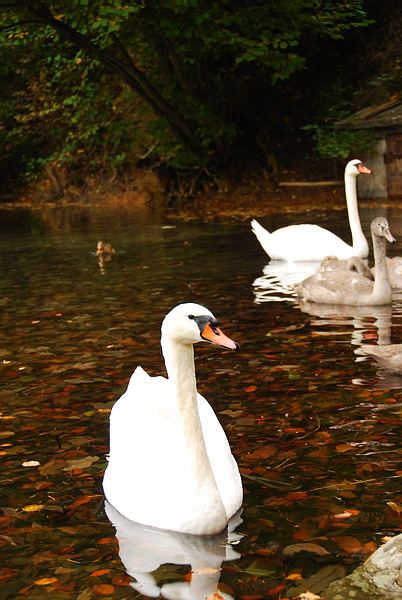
left=0, top=19, right=43, bottom=31
left=16, top=1, right=197, bottom=147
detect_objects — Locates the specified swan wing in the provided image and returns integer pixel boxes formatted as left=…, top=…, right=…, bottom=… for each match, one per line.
left=296, top=270, right=374, bottom=304
left=197, top=394, right=243, bottom=520
left=103, top=368, right=232, bottom=533
left=387, top=257, right=402, bottom=289
left=252, top=221, right=356, bottom=261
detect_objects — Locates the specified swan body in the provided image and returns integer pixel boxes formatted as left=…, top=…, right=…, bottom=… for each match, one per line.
left=251, top=159, right=371, bottom=261
left=359, top=344, right=402, bottom=373
left=370, top=257, right=402, bottom=290
left=103, top=303, right=242, bottom=536
left=295, top=217, right=395, bottom=306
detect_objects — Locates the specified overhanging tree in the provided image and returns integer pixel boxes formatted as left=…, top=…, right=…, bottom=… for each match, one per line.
left=0, top=0, right=372, bottom=186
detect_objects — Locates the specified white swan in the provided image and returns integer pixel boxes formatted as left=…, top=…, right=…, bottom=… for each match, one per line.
left=103, top=303, right=243, bottom=536
left=294, top=217, right=395, bottom=305
left=251, top=159, right=371, bottom=261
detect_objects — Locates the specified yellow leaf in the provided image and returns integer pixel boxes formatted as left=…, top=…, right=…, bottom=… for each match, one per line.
left=285, top=572, right=303, bottom=580
left=34, top=577, right=58, bottom=586
left=22, top=504, right=45, bottom=512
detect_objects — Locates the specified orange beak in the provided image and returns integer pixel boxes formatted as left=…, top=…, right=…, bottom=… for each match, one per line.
left=357, top=163, right=372, bottom=175
left=201, top=323, right=239, bottom=350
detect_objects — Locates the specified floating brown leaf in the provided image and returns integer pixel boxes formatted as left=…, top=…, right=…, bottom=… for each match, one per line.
left=62, top=455, right=99, bottom=471
left=335, top=536, right=363, bottom=554
left=283, top=543, right=329, bottom=557
left=34, top=577, right=58, bottom=586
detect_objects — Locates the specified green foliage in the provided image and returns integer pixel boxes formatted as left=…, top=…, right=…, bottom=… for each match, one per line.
left=304, top=123, right=374, bottom=159
left=0, top=0, right=382, bottom=193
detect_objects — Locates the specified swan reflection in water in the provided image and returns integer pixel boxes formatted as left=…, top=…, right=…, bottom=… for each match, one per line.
left=297, top=300, right=402, bottom=388
left=105, top=501, right=242, bottom=599
left=252, top=261, right=318, bottom=303
left=297, top=301, right=393, bottom=348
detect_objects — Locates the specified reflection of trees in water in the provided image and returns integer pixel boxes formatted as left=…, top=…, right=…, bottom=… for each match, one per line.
left=37, top=204, right=164, bottom=233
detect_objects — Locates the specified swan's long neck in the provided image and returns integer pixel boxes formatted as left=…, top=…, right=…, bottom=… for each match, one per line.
left=372, top=235, right=391, bottom=303
left=162, top=336, right=198, bottom=409
left=161, top=335, right=212, bottom=463
left=345, top=172, right=368, bottom=256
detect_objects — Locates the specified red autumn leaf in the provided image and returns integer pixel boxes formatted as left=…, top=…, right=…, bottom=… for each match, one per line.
left=293, top=529, right=313, bottom=542
left=332, top=509, right=360, bottom=520
left=336, top=443, right=354, bottom=453
left=244, top=445, right=277, bottom=460
left=244, top=385, right=257, bottom=392
left=98, top=537, right=117, bottom=545
left=68, top=494, right=101, bottom=510
left=335, top=536, right=363, bottom=553
left=34, top=577, right=58, bottom=586
left=0, top=568, right=14, bottom=583
left=362, top=541, right=377, bottom=554
left=266, top=583, right=286, bottom=597
left=286, top=491, right=308, bottom=501
left=282, top=427, right=305, bottom=434
left=285, top=573, right=303, bottom=581
left=93, top=584, right=115, bottom=596
left=90, top=569, right=110, bottom=577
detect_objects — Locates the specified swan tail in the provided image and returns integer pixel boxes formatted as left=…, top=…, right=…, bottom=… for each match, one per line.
left=251, top=219, right=271, bottom=240
left=127, top=365, right=149, bottom=388
left=251, top=219, right=273, bottom=256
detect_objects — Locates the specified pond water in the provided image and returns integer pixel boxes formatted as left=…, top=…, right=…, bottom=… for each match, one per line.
left=0, top=204, right=401, bottom=600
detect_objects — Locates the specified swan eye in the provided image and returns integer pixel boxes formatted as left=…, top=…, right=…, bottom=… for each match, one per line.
left=188, top=314, right=195, bottom=320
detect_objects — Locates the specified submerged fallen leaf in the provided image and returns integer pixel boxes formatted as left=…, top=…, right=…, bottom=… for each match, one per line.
left=332, top=509, right=360, bottom=519
left=93, top=583, right=115, bottom=595
left=286, top=573, right=303, bottom=581
left=387, top=501, right=402, bottom=515
left=335, top=443, right=354, bottom=453
left=90, top=569, right=111, bottom=577
left=62, top=455, right=99, bottom=471
left=22, top=504, right=45, bottom=512
left=335, top=536, right=363, bottom=554
left=283, top=543, right=329, bottom=557
left=68, top=494, right=101, bottom=510
left=34, top=577, right=58, bottom=586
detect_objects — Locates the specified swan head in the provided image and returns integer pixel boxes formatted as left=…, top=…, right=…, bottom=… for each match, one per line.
left=345, top=159, right=372, bottom=176
left=370, top=217, right=396, bottom=243
left=161, top=303, right=239, bottom=350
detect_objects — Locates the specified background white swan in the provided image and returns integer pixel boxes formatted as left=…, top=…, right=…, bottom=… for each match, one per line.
left=103, top=302, right=243, bottom=536
left=294, top=217, right=395, bottom=306
left=251, top=159, right=371, bottom=261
